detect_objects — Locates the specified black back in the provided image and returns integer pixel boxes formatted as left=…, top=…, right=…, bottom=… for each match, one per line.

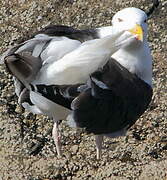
left=34, top=25, right=99, bottom=42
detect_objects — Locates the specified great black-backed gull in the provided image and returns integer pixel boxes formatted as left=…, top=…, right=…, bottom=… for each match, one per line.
left=1, top=0, right=159, bottom=158
left=3, top=29, right=134, bottom=156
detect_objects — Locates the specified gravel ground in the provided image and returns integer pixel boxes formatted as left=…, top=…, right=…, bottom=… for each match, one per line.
left=0, top=0, right=166, bottom=179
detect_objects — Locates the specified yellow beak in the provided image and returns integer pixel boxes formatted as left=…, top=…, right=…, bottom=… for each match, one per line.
left=128, top=24, right=143, bottom=41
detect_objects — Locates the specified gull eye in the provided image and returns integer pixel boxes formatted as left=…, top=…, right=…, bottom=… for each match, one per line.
left=144, top=19, right=147, bottom=23
left=118, top=18, right=123, bottom=22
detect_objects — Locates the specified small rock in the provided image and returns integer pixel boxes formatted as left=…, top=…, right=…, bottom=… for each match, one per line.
left=71, top=145, right=79, bottom=154
left=15, top=105, right=23, bottom=114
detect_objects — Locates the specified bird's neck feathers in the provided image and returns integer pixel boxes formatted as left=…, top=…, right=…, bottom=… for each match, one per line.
left=97, top=26, right=114, bottom=38
left=112, top=40, right=153, bottom=87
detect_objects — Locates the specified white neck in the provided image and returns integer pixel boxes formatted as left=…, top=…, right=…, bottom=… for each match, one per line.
left=112, top=41, right=152, bottom=87
left=97, top=26, right=114, bottom=38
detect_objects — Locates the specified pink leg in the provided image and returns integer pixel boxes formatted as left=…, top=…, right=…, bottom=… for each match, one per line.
left=95, top=135, right=104, bottom=159
left=52, top=122, right=62, bottom=157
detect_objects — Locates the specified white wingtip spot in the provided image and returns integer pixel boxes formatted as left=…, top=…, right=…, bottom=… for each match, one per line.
left=22, top=102, right=42, bottom=114
left=66, top=114, right=77, bottom=128
left=91, top=77, right=109, bottom=89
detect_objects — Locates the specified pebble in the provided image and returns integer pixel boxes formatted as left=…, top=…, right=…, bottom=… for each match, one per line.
left=71, top=145, right=79, bottom=154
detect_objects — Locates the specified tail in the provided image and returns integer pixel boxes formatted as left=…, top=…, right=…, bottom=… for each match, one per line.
left=4, top=52, right=42, bottom=88
left=1, top=34, right=54, bottom=86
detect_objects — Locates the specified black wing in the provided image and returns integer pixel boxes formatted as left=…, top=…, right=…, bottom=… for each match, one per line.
left=30, top=58, right=152, bottom=135
left=71, top=58, right=153, bottom=134
left=32, top=84, right=81, bottom=110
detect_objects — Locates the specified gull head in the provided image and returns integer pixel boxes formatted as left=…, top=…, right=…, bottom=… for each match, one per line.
left=112, top=7, right=148, bottom=48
